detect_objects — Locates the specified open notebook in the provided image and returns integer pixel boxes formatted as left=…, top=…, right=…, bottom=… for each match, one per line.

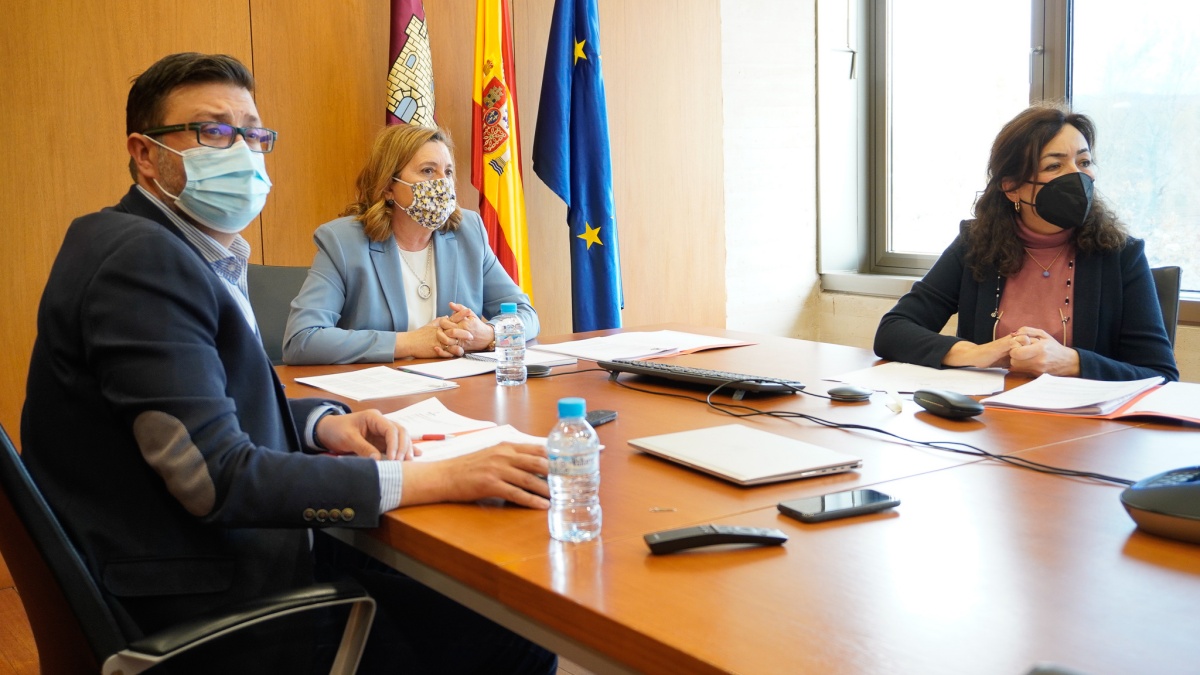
left=628, top=424, right=862, bottom=486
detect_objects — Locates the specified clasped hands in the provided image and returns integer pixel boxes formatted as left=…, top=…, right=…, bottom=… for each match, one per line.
left=396, top=301, right=497, bottom=359
left=945, top=326, right=1081, bottom=376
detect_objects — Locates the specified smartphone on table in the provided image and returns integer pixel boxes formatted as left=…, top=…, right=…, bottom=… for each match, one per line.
left=777, top=489, right=899, bottom=523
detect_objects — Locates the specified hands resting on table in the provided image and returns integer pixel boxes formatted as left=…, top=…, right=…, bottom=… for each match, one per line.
left=942, top=326, right=1080, bottom=376
left=315, top=409, right=550, bottom=510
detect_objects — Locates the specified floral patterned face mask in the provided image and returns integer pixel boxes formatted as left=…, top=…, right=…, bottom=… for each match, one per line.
left=392, top=176, right=457, bottom=230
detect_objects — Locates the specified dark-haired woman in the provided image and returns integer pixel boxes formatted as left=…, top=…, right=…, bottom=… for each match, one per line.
left=874, top=103, right=1177, bottom=382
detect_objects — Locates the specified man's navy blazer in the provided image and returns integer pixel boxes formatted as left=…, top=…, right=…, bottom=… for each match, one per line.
left=21, top=186, right=382, bottom=638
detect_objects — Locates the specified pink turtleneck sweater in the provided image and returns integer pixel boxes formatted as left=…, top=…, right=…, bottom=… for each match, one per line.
left=994, top=221, right=1076, bottom=345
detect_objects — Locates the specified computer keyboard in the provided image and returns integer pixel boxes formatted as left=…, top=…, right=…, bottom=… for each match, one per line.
left=598, top=358, right=804, bottom=396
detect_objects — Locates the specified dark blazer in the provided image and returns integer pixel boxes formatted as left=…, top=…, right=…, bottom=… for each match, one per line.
left=21, top=186, right=383, bottom=639
left=874, top=221, right=1178, bottom=382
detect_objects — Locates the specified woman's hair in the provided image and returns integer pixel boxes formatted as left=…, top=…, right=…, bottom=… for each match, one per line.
left=966, top=102, right=1127, bottom=281
left=342, top=125, right=462, bottom=241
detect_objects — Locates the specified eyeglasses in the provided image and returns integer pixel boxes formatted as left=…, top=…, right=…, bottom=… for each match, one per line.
left=141, top=121, right=278, bottom=153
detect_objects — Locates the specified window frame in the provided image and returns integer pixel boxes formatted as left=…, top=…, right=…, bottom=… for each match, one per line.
left=818, top=0, right=1198, bottom=323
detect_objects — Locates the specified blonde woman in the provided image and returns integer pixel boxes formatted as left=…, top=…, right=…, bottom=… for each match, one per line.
left=284, top=125, right=538, bottom=364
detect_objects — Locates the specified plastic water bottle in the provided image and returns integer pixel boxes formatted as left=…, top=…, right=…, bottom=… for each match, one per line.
left=547, top=397, right=602, bottom=543
left=493, top=302, right=526, bottom=386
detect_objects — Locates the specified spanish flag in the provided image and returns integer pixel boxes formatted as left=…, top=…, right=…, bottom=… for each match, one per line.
left=471, top=0, right=532, bottom=298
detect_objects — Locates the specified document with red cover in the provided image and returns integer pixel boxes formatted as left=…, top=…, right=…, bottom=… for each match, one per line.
left=981, top=375, right=1199, bottom=425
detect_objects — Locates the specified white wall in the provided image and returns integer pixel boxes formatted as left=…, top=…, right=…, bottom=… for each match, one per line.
left=720, top=0, right=822, bottom=339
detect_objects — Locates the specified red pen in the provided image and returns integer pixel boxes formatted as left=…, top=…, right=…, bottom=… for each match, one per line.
left=420, top=433, right=455, bottom=441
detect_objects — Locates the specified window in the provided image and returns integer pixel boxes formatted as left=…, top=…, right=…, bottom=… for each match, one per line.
left=882, top=1, right=1031, bottom=272
left=820, top=0, right=1200, bottom=303
left=1073, top=0, right=1200, bottom=289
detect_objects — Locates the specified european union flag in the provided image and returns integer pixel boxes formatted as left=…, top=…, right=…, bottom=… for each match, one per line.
left=532, top=0, right=623, bottom=332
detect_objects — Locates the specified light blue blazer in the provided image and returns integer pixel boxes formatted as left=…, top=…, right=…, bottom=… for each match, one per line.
left=283, top=211, right=539, bottom=364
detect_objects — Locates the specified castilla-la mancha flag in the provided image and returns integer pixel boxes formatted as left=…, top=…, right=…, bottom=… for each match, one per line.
left=386, top=0, right=436, bottom=126
left=471, top=0, right=532, bottom=297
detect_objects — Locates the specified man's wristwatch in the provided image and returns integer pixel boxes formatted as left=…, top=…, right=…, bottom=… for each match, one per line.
left=485, top=321, right=497, bottom=351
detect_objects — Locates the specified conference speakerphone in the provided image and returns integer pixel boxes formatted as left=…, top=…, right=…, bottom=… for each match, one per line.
left=598, top=359, right=804, bottom=399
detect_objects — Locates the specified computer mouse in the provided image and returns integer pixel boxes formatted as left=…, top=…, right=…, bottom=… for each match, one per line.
left=912, top=388, right=984, bottom=419
left=826, top=384, right=873, bottom=402
left=1120, top=466, right=1200, bottom=544
left=527, top=364, right=552, bottom=378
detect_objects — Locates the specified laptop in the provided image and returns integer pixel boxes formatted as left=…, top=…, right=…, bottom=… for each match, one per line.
left=628, top=424, right=862, bottom=486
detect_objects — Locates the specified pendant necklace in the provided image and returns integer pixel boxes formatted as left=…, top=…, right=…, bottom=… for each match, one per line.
left=1024, top=246, right=1065, bottom=278
left=399, top=242, right=433, bottom=300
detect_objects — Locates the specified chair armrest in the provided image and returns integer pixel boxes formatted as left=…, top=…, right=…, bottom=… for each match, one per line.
left=104, top=580, right=375, bottom=675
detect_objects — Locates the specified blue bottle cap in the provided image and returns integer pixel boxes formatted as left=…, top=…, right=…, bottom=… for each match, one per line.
left=500, top=302, right=517, bottom=314
left=557, top=397, right=586, bottom=418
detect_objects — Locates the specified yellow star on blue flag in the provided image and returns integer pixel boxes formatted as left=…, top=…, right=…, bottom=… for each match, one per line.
left=577, top=223, right=602, bottom=249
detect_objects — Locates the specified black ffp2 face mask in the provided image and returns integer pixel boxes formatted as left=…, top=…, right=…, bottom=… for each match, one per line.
left=1020, top=172, right=1095, bottom=230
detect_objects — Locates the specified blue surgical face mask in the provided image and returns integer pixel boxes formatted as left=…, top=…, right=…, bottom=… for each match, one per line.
left=147, top=137, right=272, bottom=234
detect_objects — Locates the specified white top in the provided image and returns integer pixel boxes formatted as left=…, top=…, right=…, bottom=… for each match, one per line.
left=397, top=242, right=437, bottom=329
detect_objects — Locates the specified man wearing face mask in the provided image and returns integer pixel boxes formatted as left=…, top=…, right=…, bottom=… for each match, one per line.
left=873, top=103, right=1177, bottom=382
left=282, top=123, right=539, bottom=365
left=22, top=52, right=557, bottom=673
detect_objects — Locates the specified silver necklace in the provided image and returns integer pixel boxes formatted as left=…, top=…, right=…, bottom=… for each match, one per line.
left=398, top=242, right=433, bottom=300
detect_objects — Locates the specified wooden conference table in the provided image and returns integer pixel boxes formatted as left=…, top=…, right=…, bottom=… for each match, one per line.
left=276, top=327, right=1200, bottom=675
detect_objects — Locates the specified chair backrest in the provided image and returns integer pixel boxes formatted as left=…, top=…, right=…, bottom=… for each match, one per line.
left=247, top=264, right=310, bottom=365
left=0, top=424, right=127, bottom=672
left=1150, top=266, right=1182, bottom=348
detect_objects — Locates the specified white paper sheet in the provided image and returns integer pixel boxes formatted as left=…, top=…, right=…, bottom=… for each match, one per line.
left=1121, top=382, right=1200, bottom=423
left=468, top=349, right=577, bottom=366
left=530, top=330, right=750, bottom=362
left=413, top=424, right=546, bottom=462
left=399, top=349, right=579, bottom=380
left=825, top=361, right=1007, bottom=395
left=294, top=366, right=456, bottom=401
left=399, top=358, right=497, bottom=380
left=383, top=397, right=497, bottom=438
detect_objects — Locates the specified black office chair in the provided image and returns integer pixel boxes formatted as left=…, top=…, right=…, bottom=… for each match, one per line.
left=1150, top=265, right=1182, bottom=348
left=0, top=423, right=375, bottom=674
left=247, top=263, right=311, bottom=365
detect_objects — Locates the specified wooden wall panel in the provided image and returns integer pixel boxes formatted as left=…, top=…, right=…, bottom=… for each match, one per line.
left=250, top=0, right=391, bottom=266
left=0, top=0, right=252, bottom=440
left=513, top=0, right=726, bottom=336
left=600, top=0, right=724, bottom=329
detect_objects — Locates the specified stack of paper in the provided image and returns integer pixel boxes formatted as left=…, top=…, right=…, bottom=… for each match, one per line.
left=530, top=330, right=750, bottom=362
left=826, top=361, right=1006, bottom=396
left=980, top=374, right=1163, bottom=415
